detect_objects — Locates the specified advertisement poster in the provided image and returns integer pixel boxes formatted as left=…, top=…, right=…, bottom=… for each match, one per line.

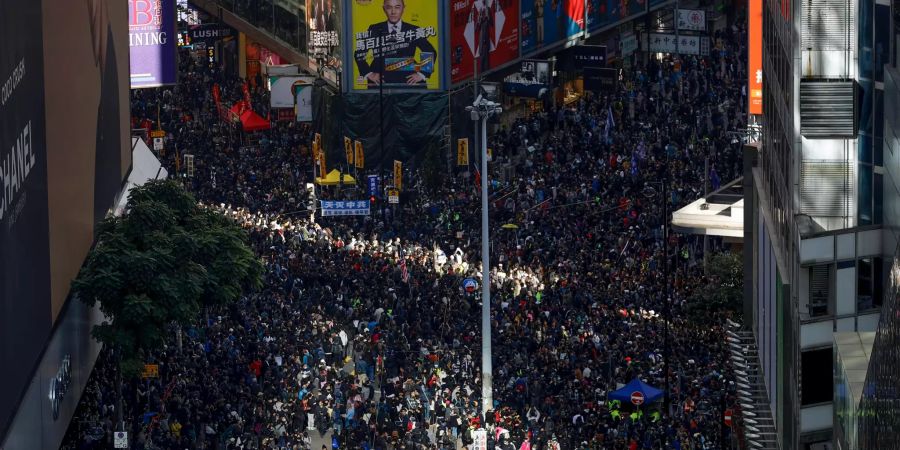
left=586, top=0, right=645, bottom=32
left=270, top=76, right=316, bottom=108
left=294, top=79, right=315, bottom=122
left=520, top=0, right=567, bottom=54
left=351, top=0, right=440, bottom=90
left=450, top=0, right=519, bottom=84
left=129, top=0, right=177, bottom=88
left=565, top=0, right=584, bottom=39
left=504, top=59, right=551, bottom=98
left=308, top=0, right=343, bottom=73
left=677, top=9, right=706, bottom=31
left=748, top=0, right=762, bottom=115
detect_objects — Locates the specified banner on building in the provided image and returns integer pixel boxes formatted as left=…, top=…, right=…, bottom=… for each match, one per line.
left=568, top=45, right=607, bottom=70
left=270, top=76, right=314, bottom=108
left=344, top=137, right=353, bottom=165
left=308, top=0, right=343, bottom=80
left=586, top=0, right=644, bottom=33
left=354, top=140, right=364, bottom=168
left=748, top=0, right=763, bottom=115
left=677, top=9, right=707, bottom=31
left=644, top=33, right=709, bottom=56
left=294, top=80, right=314, bottom=122
left=503, top=60, right=552, bottom=98
left=129, top=0, right=177, bottom=88
left=457, top=138, right=470, bottom=166
left=320, top=200, right=371, bottom=216
left=450, top=0, right=520, bottom=84
left=351, top=0, right=440, bottom=90
left=393, top=160, right=402, bottom=191
left=521, top=0, right=574, bottom=54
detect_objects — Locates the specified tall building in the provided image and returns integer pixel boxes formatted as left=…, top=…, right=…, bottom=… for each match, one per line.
left=744, top=0, right=890, bottom=447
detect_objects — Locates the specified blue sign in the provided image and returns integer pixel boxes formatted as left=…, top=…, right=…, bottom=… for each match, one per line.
left=463, top=278, right=479, bottom=293
left=367, top=175, right=379, bottom=197
left=320, top=200, right=371, bottom=217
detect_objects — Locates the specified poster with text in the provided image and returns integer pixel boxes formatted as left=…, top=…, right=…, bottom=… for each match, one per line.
left=586, top=0, right=645, bottom=32
left=129, top=0, right=177, bottom=88
left=520, top=0, right=566, bottom=54
left=308, top=0, right=343, bottom=75
left=351, top=0, right=440, bottom=90
left=450, top=0, right=520, bottom=84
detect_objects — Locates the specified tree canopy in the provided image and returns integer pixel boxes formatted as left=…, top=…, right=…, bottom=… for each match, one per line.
left=73, top=180, right=263, bottom=376
left=686, top=251, right=743, bottom=318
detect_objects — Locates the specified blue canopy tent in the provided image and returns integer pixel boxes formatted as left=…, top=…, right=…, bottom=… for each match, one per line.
left=609, top=378, right=664, bottom=406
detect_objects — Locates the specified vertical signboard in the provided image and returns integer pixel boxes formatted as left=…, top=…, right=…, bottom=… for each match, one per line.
left=0, top=0, right=52, bottom=437
left=308, top=0, right=343, bottom=76
left=393, top=160, right=403, bottom=190
left=748, top=0, right=763, bottom=115
left=521, top=0, right=567, bottom=54
left=586, top=0, right=645, bottom=32
left=450, top=0, right=520, bottom=84
left=351, top=0, right=441, bottom=90
left=128, top=0, right=177, bottom=88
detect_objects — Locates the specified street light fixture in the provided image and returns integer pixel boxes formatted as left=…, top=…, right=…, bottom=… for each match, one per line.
left=466, top=95, right=502, bottom=415
left=642, top=179, right=671, bottom=415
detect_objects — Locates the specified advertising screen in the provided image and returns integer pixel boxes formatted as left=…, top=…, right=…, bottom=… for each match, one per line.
left=351, top=0, right=441, bottom=90
left=308, top=0, right=343, bottom=75
left=0, top=0, right=52, bottom=437
left=449, top=0, right=520, bottom=84
left=129, top=0, right=177, bottom=88
left=586, top=0, right=645, bottom=32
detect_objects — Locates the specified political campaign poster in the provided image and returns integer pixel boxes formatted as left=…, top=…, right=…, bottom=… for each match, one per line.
left=586, top=0, right=645, bottom=33
left=308, top=0, right=343, bottom=76
left=520, top=0, right=567, bottom=54
left=450, top=0, right=520, bottom=84
left=351, top=0, right=440, bottom=90
left=129, top=0, right=177, bottom=88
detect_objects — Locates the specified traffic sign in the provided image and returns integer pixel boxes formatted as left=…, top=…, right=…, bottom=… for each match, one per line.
left=114, top=431, right=128, bottom=448
left=387, top=188, right=399, bottom=204
left=463, top=278, right=478, bottom=293
left=630, top=391, right=645, bottom=406
left=724, top=408, right=733, bottom=428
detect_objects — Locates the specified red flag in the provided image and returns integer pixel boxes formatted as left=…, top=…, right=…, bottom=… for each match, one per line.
left=474, top=168, right=481, bottom=189
left=400, top=259, right=409, bottom=283
left=242, top=82, right=252, bottom=105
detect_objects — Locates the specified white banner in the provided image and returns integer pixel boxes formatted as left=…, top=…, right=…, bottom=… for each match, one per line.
left=295, top=82, right=313, bottom=122
left=677, top=9, right=707, bottom=31
left=644, top=33, right=709, bottom=56
left=269, top=76, right=316, bottom=109
left=473, top=429, right=488, bottom=450
left=620, top=33, right=638, bottom=57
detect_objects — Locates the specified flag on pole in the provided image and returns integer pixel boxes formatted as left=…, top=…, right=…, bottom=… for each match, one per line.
left=400, top=259, right=409, bottom=283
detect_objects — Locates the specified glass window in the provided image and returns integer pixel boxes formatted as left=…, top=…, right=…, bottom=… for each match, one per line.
left=858, top=258, right=874, bottom=310
left=860, top=0, right=874, bottom=81
left=875, top=90, right=884, bottom=166
left=801, top=348, right=834, bottom=405
left=859, top=164, right=873, bottom=225
left=875, top=5, right=891, bottom=83
left=875, top=173, right=884, bottom=225
left=274, top=3, right=300, bottom=49
left=859, top=79, right=874, bottom=140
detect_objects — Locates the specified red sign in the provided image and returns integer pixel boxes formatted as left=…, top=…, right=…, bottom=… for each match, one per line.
left=450, top=0, right=520, bottom=84
left=724, top=409, right=733, bottom=428
left=630, top=391, right=645, bottom=406
left=748, top=0, right=763, bottom=115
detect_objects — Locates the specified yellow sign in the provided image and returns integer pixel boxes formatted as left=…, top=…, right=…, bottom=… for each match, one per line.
left=318, top=150, right=327, bottom=177
left=344, top=137, right=353, bottom=165
left=315, top=133, right=322, bottom=148
left=350, top=0, right=440, bottom=90
left=142, top=364, right=159, bottom=379
left=149, top=130, right=166, bottom=138
left=457, top=138, right=469, bottom=166
left=355, top=140, right=365, bottom=169
left=393, top=160, right=402, bottom=191
left=387, top=188, right=400, bottom=204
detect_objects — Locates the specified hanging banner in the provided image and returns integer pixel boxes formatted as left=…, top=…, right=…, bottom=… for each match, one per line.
left=457, top=138, right=470, bottom=166
left=320, top=200, right=371, bottom=216
left=129, top=0, right=177, bottom=88
left=520, top=0, right=568, bottom=54
left=355, top=140, right=365, bottom=168
left=270, top=76, right=316, bottom=108
left=644, top=33, right=709, bottom=56
left=367, top=175, right=379, bottom=197
left=308, top=0, right=342, bottom=62
left=450, top=0, right=520, bottom=84
left=748, top=0, right=763, bottom=115
left=318, top=150, right=327, bottom=176
left=393, top=160, right=402, bottom=191
left=351, top=0, right=440, bottom=90
left=677, top=9, right=707, bottom=31
left=344, top=137, right=353, bottom=165
left=294, top=80, right=314, bottom=122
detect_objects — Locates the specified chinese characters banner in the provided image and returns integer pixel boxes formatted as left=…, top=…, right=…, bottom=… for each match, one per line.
left=351, top=0, right=441, bottom=90
left=308, top=0, right=343, bottom=73
left=449, top=0, right=520, bottom=84
left=748, top=0, right=763, bottom=115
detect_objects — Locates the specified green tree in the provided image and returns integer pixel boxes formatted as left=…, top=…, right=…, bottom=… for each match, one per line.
left=72, top=180, right=263, bottom=427
left=687, top=251, right=743, bottom=317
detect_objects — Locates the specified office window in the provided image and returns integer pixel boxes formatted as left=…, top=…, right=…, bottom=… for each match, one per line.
left=809, top=265, right=831, bottom=317
left=858, top=257, right=884, bottom=310
left=801, top=348, right=834, bottom=405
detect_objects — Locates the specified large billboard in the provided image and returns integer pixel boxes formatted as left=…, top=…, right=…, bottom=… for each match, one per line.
left=308, top=0, right=343, bottom=76
left=351, top=0, right=440, bottom=90
left=129, top=0, right=177, bottom=88
left=748, top=0, right=763, bottom=115
left=586, top=0, right=645, bottom=32
left=0, top=0, right=52, bottom=438
left=450, top=0, right=520, bottom=84
left=521, top=0, right=583, bottom=55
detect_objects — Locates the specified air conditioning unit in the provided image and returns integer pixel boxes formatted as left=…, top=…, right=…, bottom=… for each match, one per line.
left=799, top=79, right=858, bottom=138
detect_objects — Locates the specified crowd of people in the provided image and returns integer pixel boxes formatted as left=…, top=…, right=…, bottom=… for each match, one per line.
left=64, top=12, right=750, bottom=450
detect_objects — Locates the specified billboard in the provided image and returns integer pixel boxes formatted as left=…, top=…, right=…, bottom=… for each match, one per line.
left=677, top=9, right=706, bottom=31
left=586, top=0, right=645, bottom=32
left=645, top=33, right=709, bottom=56
left=450, top=0, right=520, bottom=84
left=520, top=0, right=566, bottom=54
left=567, top=44, right=607, bottom=70
left=308, top=0, right=343, bottom=76
left=128, top=0, right=177, bottom=88
left=565, top=0, right=585, bottom=39
left=503, top=59, right=551, bottom=98
left=351, top=0, right=440, bottom=90
left=1, top=0, right=52, bottom=437
left=270, top=76, right=317, bottom=108
left=748, top=0, right=763, bottom=115
left=295, top=80, right=315, bottom=122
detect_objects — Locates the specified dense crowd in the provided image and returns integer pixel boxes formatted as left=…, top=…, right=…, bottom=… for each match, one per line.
left=64, top=13, right=749, bottom=450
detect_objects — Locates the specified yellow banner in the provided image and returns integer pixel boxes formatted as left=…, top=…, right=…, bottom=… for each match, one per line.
left=457, top=138, right=469, bottom=166
left=350, top=0, right=440, bottom=90
left=318, top=150, right=327, bottom=177
left=344, top=137, right=353, bottom=165
left=142, top=364, right=159, bottom=379
left=393, top=160, right=402, bottom=191
left=355, top=140, right=365, bottom=169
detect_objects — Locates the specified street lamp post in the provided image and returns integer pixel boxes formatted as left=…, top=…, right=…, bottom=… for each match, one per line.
left=467, top=96, right=501, bottom=415
left=643, top=174, right=670, bottom=415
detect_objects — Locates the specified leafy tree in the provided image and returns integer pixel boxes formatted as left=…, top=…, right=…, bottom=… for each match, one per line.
left=686, top=251, right=743, bottom=317
left=72, top=180, right=263, bottom=426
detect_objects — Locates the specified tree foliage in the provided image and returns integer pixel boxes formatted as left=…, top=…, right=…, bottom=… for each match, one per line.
left=73, top=180, right=263, bottom=377
left=686, top=251, right=743, bottom=317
